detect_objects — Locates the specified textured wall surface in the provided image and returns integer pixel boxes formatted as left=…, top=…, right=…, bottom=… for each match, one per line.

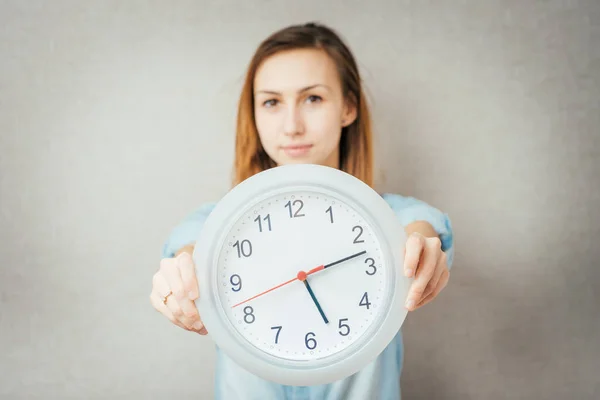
left=1, top=1, right=598, bottom=398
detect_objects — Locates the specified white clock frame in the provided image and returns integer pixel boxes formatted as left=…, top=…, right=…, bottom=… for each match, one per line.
left=193, top=164, right=411, bottom=386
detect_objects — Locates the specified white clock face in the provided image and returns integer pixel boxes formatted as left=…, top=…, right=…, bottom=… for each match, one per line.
left=214, top=189, right=392, bottom=362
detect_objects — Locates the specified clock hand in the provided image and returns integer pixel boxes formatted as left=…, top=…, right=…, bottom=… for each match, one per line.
left=297, top=271, right=328, bottom=324
left=231, top=250, right=367, bottom=308
left=231, top=275, right=298, bottom=308
left=322, top=250, right=367, bottom=269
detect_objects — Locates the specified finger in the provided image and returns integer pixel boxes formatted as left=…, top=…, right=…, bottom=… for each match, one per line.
left=405, top=239, right=439, bottom=310
left=422, top=252, right=447, bottom=299
left=153, top=269, right=192, bottom=328
left=415, top=268, right=450, bottom=309
left=149, top=290, right=188, bottom=330
left=156, top=264, right=203, bottom=330
left=174, top=254, right=204, bottom=330
left=150, top=290, right=208, bottom=335
left=177, top=252, right=200, bottom=301
left=403, top=233, right=425, bottom=278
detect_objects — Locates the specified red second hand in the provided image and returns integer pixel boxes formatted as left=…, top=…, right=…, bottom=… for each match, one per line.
left=231, top=264, right=325, bottom=308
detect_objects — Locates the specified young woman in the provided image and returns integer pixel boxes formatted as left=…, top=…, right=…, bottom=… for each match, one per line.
left=150, top=22, right=454, bottom=399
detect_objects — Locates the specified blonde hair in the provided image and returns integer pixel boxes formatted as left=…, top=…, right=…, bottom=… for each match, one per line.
left=233, top=22, right=374, bottom=188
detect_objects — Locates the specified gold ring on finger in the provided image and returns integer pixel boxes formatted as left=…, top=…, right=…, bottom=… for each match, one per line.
left=162, top=291, right=173, bottom=305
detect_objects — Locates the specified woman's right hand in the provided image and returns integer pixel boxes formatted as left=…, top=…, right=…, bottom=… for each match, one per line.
left=150, top=251, right=207, bottom=335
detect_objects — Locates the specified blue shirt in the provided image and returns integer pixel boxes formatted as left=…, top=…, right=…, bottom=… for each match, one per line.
left=162, top=193, right=454, bottom=400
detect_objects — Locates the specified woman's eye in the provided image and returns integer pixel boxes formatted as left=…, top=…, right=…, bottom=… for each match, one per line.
left=263, top=99, right=278, bottom=108
left=306, top=95, right=322, bottom=104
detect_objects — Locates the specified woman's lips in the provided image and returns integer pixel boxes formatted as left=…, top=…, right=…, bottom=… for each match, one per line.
left=281, top=144, right=313, bottom=157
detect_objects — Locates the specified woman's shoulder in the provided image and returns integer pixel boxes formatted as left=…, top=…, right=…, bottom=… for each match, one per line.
left=161, top=201, right=218, bottom=258
left=380, top=192, right=454, bottom=263
left=379, top=191, right=451, bottom=225
left=184, top=202, right=218, bottom=219
left=380, top=192, right=448, bottom=218
left=380, top=192, right=433, bottom=209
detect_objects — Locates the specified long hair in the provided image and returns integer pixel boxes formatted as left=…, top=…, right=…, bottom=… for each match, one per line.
left=233, top=22, right=374, bottom=187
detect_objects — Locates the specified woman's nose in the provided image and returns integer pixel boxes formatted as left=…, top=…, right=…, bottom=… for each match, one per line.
left=283, top=105, right=304, bottom=136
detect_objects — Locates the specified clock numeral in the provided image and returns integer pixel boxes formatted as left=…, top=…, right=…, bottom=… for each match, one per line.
left=254, top=214, right=272, bottom=232
left=305, top=332, right=317, bottom=350
left=230, top=274, right=242, bottom=292
left=326, top=206, right=334, bottom=223
left=233, top=239, right=252, bottom=258
left=338, top=318, right=350, bottom=336
left=243, top=306, right=255, bottom=324
left=271, top=326, right=282, bottom=344
left=352, top=225, right=365, bottom=244
left=285, top=199, right=305, bottom=218
left=359, top=292, right=371, bottom=309
left=365, top=258, right=377, bottom=275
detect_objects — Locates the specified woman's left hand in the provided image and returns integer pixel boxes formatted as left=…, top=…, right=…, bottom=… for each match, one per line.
left=403, top=232, right=450, bottom=311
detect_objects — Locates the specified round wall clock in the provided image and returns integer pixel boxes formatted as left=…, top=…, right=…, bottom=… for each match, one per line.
left=193, top=164, right=411, bottom=386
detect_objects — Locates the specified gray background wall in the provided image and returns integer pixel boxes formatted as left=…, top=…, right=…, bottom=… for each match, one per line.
left=1, top=0, right=598, bottom=399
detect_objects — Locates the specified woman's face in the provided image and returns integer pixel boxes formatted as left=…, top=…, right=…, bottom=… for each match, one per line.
left=253, top=48, right=356, bottom=168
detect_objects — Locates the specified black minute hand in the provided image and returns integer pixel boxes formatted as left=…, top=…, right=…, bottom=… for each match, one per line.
left=323, top=250, right=367, bottom=269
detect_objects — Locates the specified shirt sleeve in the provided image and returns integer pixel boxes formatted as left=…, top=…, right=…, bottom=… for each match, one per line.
left=161, top=203, right=217, bottom=259
left=382, top=193, right=455, bottom=269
